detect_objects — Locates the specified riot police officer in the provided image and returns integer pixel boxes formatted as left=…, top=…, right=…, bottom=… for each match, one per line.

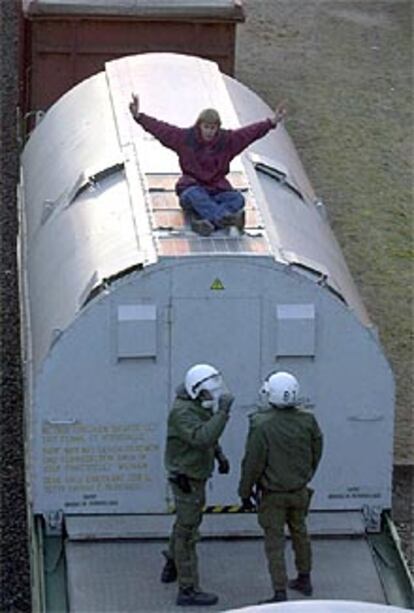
left=238, top=372, right=323, bottom=603
left=163, top=363, right=233, bottom=607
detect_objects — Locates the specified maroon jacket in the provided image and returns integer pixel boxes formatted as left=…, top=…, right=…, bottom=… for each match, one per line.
left=134, top=112, right=275, bottom=194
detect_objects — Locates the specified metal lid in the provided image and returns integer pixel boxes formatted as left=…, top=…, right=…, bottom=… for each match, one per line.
left=23, top=0, right=245, bottom=21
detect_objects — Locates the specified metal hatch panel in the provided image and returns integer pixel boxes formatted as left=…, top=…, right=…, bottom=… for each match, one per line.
left=106, top=52, right=245, bottom=150
left=21, top=73, right=122, bottom=246
left=20, top=72, right=145, bottom=371
left=223, top=72, right=371, bottom=325
left=21, top=172, right=143, bottom=370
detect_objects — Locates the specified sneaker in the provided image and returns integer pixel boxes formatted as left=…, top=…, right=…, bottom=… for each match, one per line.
left=288, top=573, right=313, bottom=596
left=259, top=590, right=288, bottom=603
left=160, top=550, right=177, bottom=583
left=176, top=587, right=219, bottom=607
left=190, top=217, right=215, bottom=237
left=217, top=210, right=245, bottom=232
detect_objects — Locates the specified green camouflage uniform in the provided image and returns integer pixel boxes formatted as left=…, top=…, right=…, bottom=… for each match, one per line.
left=238, top=405, right=323, bottom=591
left=165, top=385, right=229, bottom=589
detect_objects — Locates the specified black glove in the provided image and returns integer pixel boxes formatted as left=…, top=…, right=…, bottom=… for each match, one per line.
left=217, top=455, right=230, bottom=474
left=241, top=496, right=256, bottom=512
left=218, top=393, right=234, bottom=414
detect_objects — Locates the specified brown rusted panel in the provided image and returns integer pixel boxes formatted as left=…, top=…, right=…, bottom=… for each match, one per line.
left=157, top=238, right=191, bottom=257
left=241, top=194, right=255, bottom=210
left=228, top=172, right=249, bottom=189
left=151, top=195, right=260, bottom=230
left=150, top=193, right=181, bottom=210
left=149, top=186, right=259, bottom=229
left=157, top=235, right=269, bottom=257
left=153, top=211, right=187, bottom=229
left=248, top=238, right=269, bottom=254
left=245, top=210, right=261, bottom=228
left=148, top=174, right=249, bottom=193
left=147, top=175, right=178, bottom=191
left=24, top=13, right=239, bottom=114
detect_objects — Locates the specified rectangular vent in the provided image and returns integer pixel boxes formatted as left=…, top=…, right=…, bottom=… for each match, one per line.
left=117, top=305, right=157, bottom=358
left=276, top=304, right=315, bottom=357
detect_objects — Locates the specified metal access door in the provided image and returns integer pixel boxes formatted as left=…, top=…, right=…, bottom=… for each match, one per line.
left=171, top=297, right=262, bottom=506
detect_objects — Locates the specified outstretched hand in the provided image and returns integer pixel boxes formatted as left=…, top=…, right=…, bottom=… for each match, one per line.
left=271, top=100, right=287, bottom=126
left=129, top=93, right=140, bottom=120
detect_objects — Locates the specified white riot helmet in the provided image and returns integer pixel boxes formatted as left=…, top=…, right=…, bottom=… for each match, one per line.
left=258, top=377, right=270, bottom=409
left=267, top=372, right=300, bottom=408
left=185, top=364, right=223, bottom=399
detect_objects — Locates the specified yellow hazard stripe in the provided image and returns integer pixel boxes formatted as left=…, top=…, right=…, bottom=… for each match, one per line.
left=204, top=505, right=241, bottom=513
left=167, top=505, right=255, bottom=514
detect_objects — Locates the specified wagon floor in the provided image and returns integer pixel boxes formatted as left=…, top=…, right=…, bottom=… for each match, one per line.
left=64, top=536, right=386, bottom=612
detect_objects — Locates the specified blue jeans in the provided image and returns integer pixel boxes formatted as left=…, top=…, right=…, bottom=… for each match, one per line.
left=179, top=186, right=244, bottom=225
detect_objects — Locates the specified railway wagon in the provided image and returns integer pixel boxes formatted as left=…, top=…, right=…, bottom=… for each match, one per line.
left=18, top=53, right=411, bottom=610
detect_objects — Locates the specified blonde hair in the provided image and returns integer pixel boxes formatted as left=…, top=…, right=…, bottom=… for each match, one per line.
left=196, top=108, right=221, bottom=126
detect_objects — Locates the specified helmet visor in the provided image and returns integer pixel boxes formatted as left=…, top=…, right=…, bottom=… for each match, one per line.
left=200, top=373, right=224, bottom=397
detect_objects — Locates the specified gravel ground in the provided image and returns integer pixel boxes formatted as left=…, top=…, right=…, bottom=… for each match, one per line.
left=0, top=1, right=412, bottom=610
left=0, top=1, right=32, bottom=611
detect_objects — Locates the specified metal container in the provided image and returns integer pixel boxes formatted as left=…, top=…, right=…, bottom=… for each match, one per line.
left=18, top=52, right=394, bottom=530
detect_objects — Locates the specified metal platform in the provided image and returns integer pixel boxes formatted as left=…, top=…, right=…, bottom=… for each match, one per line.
left=64, top=537, right=386, bottom=612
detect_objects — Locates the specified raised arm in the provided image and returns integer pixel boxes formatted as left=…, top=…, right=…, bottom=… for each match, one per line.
left=228, top=100, right=288, bottom=157
left=128, top=92, right=185, bottom=151
left=173, top=405, right=230, bottom=450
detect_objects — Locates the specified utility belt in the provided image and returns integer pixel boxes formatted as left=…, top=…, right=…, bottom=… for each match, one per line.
left=261, top=484, right=309, bottom=495
left=261, top=486, right=314, bottom=513
left=168, top=472, right=204, bottom=494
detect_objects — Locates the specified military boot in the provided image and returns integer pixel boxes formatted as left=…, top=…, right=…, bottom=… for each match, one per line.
left=176, top=587, right=218, bottom=607
left=160, top=550, right=177, bottom=583
left=259, top=590, right=287, bottom=603
left=288, top=572, right=313, bottom=596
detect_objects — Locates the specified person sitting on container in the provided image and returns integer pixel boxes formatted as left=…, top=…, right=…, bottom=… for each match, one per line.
left=129, top=93, right=286, bottom=236
left=162, top=363, right=233, bottom=607
left=238, top=372, right=323, bottom=604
